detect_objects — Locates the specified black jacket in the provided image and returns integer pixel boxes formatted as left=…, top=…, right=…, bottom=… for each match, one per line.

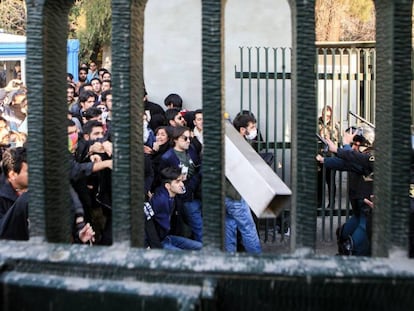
left=0, top=180, right=19, bottom=222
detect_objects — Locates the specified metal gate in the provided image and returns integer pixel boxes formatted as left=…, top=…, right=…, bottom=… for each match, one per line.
left=235, top=42, right=376, bottom=244
left=1, top=1, right=413, bottom=310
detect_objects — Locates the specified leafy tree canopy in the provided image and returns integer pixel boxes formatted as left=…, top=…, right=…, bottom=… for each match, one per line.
left=70, top=0, right=112, bottom=63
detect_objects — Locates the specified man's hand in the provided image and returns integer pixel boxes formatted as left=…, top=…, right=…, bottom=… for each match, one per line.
left=89, top=142, right=105, bottom=154
left=90, top=154, right=102, bottom=162
left=325, top=137, right=338, bottom=153
left=143, top=145, right=154, bottom=154
left=315, top=154, right=324, bottom=164
left=364, top=195, right=375, bottom=209
left=102, top=141, right=113, bottom=157
left=343, top=128, right=357, bottom=145
left=78, top=222, right=95, bottom=244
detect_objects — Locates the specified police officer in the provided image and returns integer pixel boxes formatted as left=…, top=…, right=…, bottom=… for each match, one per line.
left=316, top=125, right=375, bottom=256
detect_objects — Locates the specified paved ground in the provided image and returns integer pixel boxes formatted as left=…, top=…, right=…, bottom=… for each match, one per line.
left=257, top=174, right=351, bottom=255
left=258, top=216, right=339, bottom=255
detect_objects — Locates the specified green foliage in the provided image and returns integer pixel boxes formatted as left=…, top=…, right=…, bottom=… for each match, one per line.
left=71, top=0, right=112, bottom=63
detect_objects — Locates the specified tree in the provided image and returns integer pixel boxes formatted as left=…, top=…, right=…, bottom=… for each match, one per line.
left=315, top=0, right=375, bottom=42
left=70, top=0, right=112, bottom=63
left=315, top=0, right=346, bottom=42
left=0, top=0, right=26, bottom=35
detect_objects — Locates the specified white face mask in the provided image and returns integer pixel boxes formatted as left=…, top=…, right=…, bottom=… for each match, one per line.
left=245, top=128, right=257, bottom=140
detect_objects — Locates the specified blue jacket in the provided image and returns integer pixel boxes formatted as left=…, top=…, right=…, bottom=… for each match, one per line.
left=150, top=186, right=175, bottom=241
left=159, top=147, right=201, bottom=201
left=324, top=145, right=374, bottom=201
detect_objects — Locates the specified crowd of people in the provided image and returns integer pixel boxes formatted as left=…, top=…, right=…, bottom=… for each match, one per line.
left=1, top=61, right=411, bottom=257
left=0, top=61, right=264, bottom=254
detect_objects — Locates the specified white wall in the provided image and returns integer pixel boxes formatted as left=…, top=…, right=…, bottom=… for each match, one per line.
left=144, top=0, right=202, bottom=109
left=144, top=0, right=291, bottom=114
left=224, top=0, right=291, bottom=118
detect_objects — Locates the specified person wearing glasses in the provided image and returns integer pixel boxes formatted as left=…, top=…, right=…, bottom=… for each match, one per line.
left=165, top=108, right=187, bottom=128
left=158, top=126, right=202, bottom=244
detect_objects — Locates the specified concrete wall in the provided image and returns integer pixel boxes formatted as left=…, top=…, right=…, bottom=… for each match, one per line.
left=144, top=0, right=291, bottom=115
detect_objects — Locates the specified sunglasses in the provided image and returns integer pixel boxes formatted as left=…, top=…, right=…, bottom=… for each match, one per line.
left=180, top=135, right=190, bottom=142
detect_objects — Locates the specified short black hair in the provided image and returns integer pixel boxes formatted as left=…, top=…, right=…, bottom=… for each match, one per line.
left=67, top=83, right=75, bottom=92
left=90, top=77, right=102, bottom=84
left=82, top=107, right=102, bottom=120
left=99, top=68, right=108, bottom=74
left=101, top=90, right=112, bottom=102
left=1, top=147, right=27, bottom=176
left=164, top=93, right=183, bottom=109
left=160, top=166, right=182, bottom=185
left=66, top=119, right=76, bottom=128
left=233, top=113, right=256, bottom=132
left=171, top=126, right=190, bottom=140
left=165, top=108, right=181, bottom=123
left=82, top=120, right=103, bottom=136
left=79, top=90, right=96, bottom=103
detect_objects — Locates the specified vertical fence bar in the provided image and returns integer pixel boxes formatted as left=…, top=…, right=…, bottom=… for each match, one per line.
left=239, top=47, right=244, bottom=112
left=111, top=0, right=145, bottom=246
left=248, top=47, right=252, bottom=112
left=201, top=0, right=224, bottom=250
left=256, top=47, right=261, bottom=134
left=27, top=1, right=73, bottom=242
left=290, top=0, right=317, bottom=251
left=329, top=47, right=336, bottom=241
left=355, top=48, right=361, bottom=116
left=281, top=47, right=288, bottom=181
left=338, top=48, right=345, bottom=228
left=373, top=0, right=412, bottom=257
left=273, top=48, right=278, bottom=171
left=369, top=48, right=376, bottom=124
left=320, top=48, right=328, bottom=239
left=26, top=1, right=47, bottom=239
left=363, top=49, right=370, bottom=118
left=264, top=47, right=270, bottom=153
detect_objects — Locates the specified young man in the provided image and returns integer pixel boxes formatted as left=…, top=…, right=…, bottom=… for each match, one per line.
left=67, top=83, right=77, bottom=111
left=71, top=90, right=97, bottom=124
left=225, top=113, right=262, bottom=254
left=159, top=126, right=202, bottom=243
left=192, top=109, right=203, bottom=155
left=0, top=145, right=95, bottom=243
left=68, top=119, right=111, bottom=245
left=164, top=93, right=183, bottom=110
left=101, top=79, right=112, bottom=92
left=76, top=66, right=88, bottom=94
left=165, top=108, right=186, bottom=128
left=147, top=166, right=202, bottom=251
left=0, top=147, right=28, bottom=223
left=90, top=77, right=102, bottom=100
